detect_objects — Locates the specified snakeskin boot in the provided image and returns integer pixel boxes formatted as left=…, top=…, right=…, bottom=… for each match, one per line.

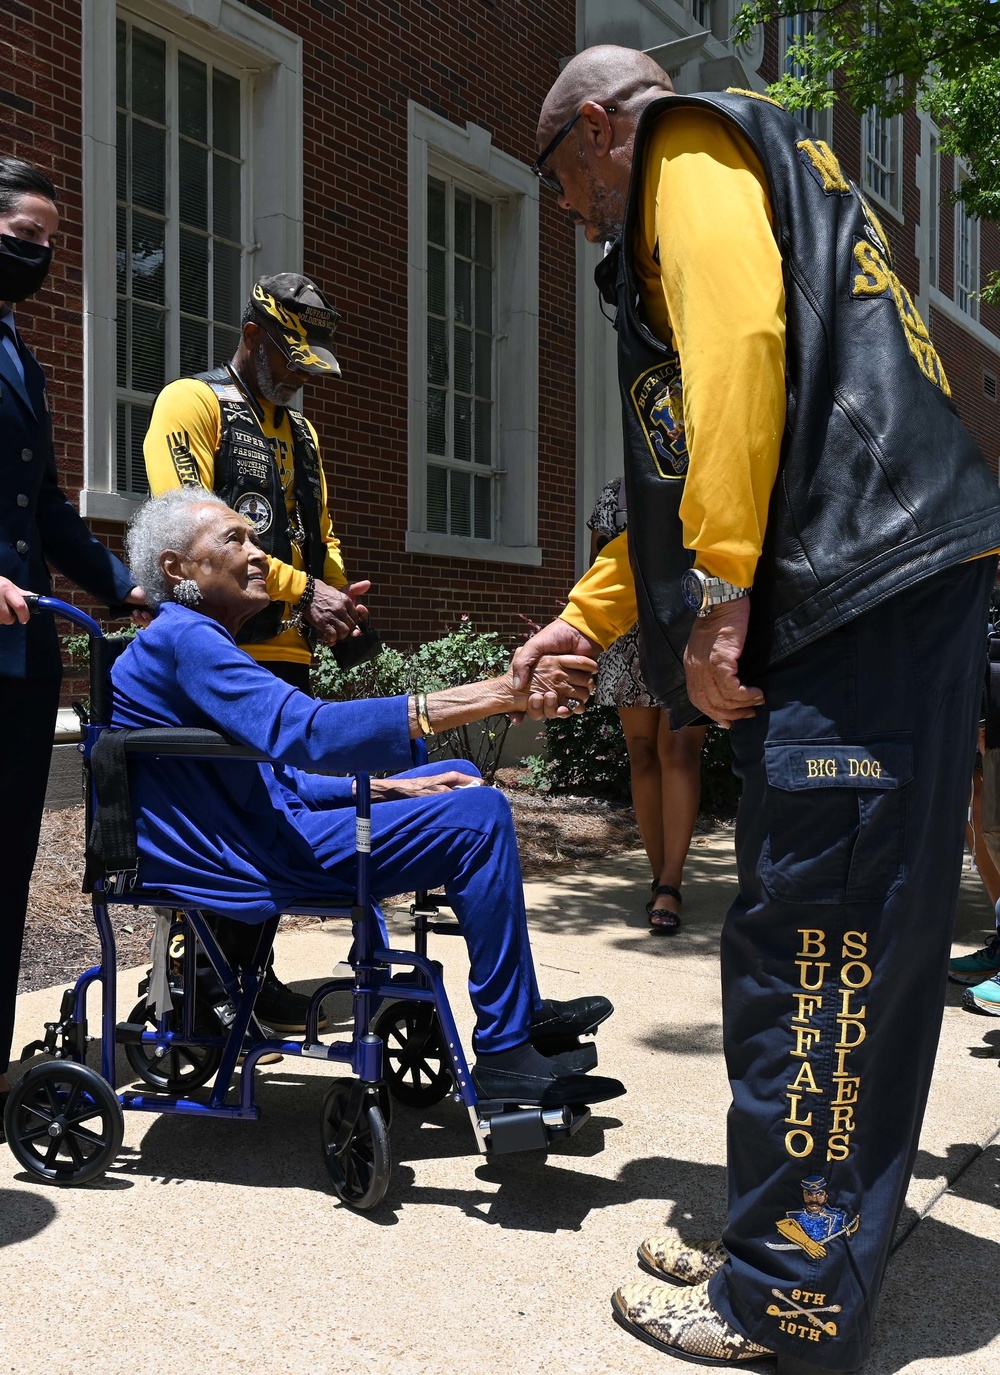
left=612, top=1279, right=774, bottom=1363
left=637, top=1234, right=728, bottom=1284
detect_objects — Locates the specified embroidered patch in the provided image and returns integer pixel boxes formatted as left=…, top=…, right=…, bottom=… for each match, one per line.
left=629, top=359, right=688, bottom=479
left=765, top=1286, right=842, bottom=1343
left=850, top=236, right=951, bottom=394
left=725, top=86, right=783, bottom=106
left=797, top=139, right=850, bottom=194
left=167, top=429, right=201, bottom=487
left=235, top=492, right=273, bottom=534
left=767, top=1175, right=861, bottom=1258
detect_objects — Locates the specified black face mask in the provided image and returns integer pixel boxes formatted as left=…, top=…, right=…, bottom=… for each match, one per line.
left=0, top=233, right=52, bottom=302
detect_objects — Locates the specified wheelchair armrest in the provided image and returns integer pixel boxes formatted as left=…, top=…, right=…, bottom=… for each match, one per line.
left=120, top=727, right=269, bottom=762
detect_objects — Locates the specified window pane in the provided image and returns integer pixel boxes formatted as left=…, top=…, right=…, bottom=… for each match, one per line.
left=116, top=303, right=127, bottom=388
left=213, top=241, right=242, bottom=325
left=474, top=473, right=491, bottom=539
left=427, top=177, right=446, bottom=246
left=474, top=332, right=491, bottom=398
left=180, top=315, right=208, bottom=376
left=474, top=199, right=492, bottom=267
left=427, top=317, right=448, bottom=385
left=454, top=258, right=471, bottom=325
left=116, top=20, right=126, bottom=109
left=131, top=304, right=165, bottom=393
left=179, top=139, right=208, bottom=228
left=116, top=403, right=128, bottom=493
left=213, top=154, right=241, bottom=241
left=116, top=205, right=127, bottom=296
left=454, top=326, right=472, bottom=394
left=212, top=69, right=241, bottom=156
left=129, top=405, right=151, bottom=495
left=427, top=245, right=446, bottom=316
left=116, top=112, right=127, bottom=201
left=213, top=325, right=240, bottom=367
left=475, top=399, right=492, bottom=466
left=475, top=265, right=492, bottom=331
left=454, top=395, right=471, bottom=462
left=450, top=467, right=470, bottom=536
left=179, top=229, right=209, bottom=316
left=178, top=53, right=207, bottom=143
left=454, top=189, right=472, bottom=258
left=131, top=212, right=165, bottom=304
left=426, top=388, right=446, bottom=455
left=426, top=464, right=447, bottom=532
left=131, top=122, right=165, bottom=212
left=132, top=29, right=165, bottom=123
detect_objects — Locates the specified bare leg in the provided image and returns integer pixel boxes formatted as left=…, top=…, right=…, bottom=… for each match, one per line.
left=619, top=706, right=668, bottom=883
left=969, top=753, right=1000, bottom=906
left=651, top=715, right=709, bottom=923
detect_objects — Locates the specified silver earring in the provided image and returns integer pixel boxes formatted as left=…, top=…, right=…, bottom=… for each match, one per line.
left=172, top=578, right=204, bottom=606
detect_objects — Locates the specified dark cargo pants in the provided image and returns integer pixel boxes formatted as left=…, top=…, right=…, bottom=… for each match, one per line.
left=710, top=558, right=994, bottom=1371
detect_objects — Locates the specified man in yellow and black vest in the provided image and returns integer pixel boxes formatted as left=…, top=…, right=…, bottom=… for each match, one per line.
left=515, top=45, right=1000, bottom=1375
left=144, top=273, right=369, bottom=1033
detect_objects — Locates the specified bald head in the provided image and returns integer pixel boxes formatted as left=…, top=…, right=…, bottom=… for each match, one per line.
left=537, top=45, right=673, bottom=146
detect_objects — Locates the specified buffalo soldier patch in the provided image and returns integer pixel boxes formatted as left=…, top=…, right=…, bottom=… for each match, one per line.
left=629, top=358, right=689, bottom=480
left=236, top=492, right=273, bottom=534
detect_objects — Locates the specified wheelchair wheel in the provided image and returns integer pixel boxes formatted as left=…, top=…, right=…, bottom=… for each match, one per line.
left=320, top=1079, right=391, bottom=1210
left=4, top=1061, right=124, bottom=1186
left=370, top=999, right=453, bottom=1107
left=123, top=995, right=222, bottom=1092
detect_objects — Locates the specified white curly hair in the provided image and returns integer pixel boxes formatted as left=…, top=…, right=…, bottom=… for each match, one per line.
left=126, top=487, right=229, bottom=608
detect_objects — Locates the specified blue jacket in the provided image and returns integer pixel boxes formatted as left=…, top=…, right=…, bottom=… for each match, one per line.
left=0, top=327, right=134, bottom=677
left=111, top=604, right=414, bottom=920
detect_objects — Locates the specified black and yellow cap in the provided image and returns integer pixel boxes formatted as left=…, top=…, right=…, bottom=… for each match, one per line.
left=250, top=273, right=341, bottom=376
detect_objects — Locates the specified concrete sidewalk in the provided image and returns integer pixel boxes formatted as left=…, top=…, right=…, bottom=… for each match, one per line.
left=2, top=835, right=999, bottom=1375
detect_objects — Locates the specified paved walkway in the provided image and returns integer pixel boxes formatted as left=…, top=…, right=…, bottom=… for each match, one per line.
left=2, top=835, right=998, bottom=1374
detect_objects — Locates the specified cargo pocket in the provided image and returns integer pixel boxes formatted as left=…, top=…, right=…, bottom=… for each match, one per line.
left=761, top=739, right=912, bottom=904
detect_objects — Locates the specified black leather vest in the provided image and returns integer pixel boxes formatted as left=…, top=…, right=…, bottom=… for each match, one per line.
left=193, top=367, right=326, bottom=644
left=606, top=91, right=1000, bottom=723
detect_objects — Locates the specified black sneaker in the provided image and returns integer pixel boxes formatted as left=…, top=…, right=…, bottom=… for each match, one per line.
left=254, top=974, right=329, bottom=1033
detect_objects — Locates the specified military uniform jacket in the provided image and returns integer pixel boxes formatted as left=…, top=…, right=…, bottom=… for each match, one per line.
left=0, top=330, right=134, bottom=678
left=608, top=91, right=1000, bottom=719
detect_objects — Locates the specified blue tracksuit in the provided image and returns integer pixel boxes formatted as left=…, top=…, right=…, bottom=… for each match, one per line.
left=110, top=604, right=539, bottom=1051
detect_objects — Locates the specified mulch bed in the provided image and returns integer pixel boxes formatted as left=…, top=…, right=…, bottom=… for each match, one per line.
left=19, top=767, right=688, bottom=996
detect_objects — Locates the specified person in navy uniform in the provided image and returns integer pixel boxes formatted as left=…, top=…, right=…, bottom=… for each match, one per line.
left=0, top=158, right=145, bottom=1127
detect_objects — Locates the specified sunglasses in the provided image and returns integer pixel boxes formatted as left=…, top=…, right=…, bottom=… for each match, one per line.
left=531, top=105, right=617, bottom=196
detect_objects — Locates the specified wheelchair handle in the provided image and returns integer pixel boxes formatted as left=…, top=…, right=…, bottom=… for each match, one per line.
left=23, top=593, right=104, bottom=639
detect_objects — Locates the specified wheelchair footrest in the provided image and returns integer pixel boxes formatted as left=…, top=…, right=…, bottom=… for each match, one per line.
left=115, top=1021, right=148, bottom=1045
left=479, top=1103, right=592, bottom=1155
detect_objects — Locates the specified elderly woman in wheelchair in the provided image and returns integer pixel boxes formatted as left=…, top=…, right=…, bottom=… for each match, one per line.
left=111, top=488, right=624, bottom=1112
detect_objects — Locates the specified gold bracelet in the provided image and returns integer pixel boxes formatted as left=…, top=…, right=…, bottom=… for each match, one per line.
left=415, top=691, right=433, bottom=738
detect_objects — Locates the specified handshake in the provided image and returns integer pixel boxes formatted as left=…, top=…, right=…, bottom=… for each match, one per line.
left=508, top=653, right=598, bottom=720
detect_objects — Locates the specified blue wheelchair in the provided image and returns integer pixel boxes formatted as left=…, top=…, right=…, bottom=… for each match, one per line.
left=5, top=597, right=594, bottom=1207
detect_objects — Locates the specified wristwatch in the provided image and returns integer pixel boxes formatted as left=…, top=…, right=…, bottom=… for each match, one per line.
left=681, top=567, right=749, bottom=618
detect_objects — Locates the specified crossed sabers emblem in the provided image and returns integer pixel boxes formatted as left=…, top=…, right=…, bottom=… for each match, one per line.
left=766, top=1288, right=841, bottom=1337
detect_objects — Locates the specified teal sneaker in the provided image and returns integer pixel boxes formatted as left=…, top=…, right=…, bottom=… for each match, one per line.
left=962, top=972, right=1000, bottom=1016
left=948, top=931, right=1000, bottom=984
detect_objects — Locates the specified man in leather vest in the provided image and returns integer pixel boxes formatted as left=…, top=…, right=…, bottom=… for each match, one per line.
left=144, top=273, right=368, bottom=1034
left=0, top=158, right=145, bottom=1131
left=514, top=46, right=1000, bottom=1374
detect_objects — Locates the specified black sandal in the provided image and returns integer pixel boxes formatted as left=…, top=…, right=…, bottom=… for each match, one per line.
left=648, top=884, right=682, bottom=934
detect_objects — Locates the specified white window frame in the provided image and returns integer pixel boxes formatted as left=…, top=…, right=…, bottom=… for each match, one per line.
left=861, top=100, right=903, bottom=216
left=406, top=102, right=541, bottom=567
left=778, top=13, right=832, bottom=143
left=81, top=0, right=303, bottom=522
left=927, top=129, right=940, bottom=291
left=954, top=163, right=980, bottom=321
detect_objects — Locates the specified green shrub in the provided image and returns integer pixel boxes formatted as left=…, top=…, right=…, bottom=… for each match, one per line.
left=312, top=617, right=513, bottom=782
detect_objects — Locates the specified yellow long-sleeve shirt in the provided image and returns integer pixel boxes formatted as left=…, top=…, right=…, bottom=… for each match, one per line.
left=144, top=377, right=347, bottom=664
left=562, top=104, right=787, bottom=649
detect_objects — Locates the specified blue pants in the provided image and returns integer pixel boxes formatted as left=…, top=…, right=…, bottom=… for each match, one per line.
left=710, top=559, right=994, bottom=1371
left=297, top=760, right=541, bottom=1054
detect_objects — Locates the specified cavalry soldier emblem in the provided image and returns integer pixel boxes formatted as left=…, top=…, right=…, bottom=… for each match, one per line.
left=235, top=492, right=273, bottom=534
left=766, top=1175, right=861, bottom=1259
left=629, top=359, right=689, bottom=479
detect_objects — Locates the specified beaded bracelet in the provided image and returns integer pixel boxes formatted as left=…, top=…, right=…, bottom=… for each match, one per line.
left=288, top=574, right=317, bottom=633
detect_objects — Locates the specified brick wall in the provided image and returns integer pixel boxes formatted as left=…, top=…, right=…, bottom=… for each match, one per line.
left=0, top=0, right=577, bottom=703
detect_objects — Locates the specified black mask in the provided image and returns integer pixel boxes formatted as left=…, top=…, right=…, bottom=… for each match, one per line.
left=0, top=233, right=52, bottom=302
